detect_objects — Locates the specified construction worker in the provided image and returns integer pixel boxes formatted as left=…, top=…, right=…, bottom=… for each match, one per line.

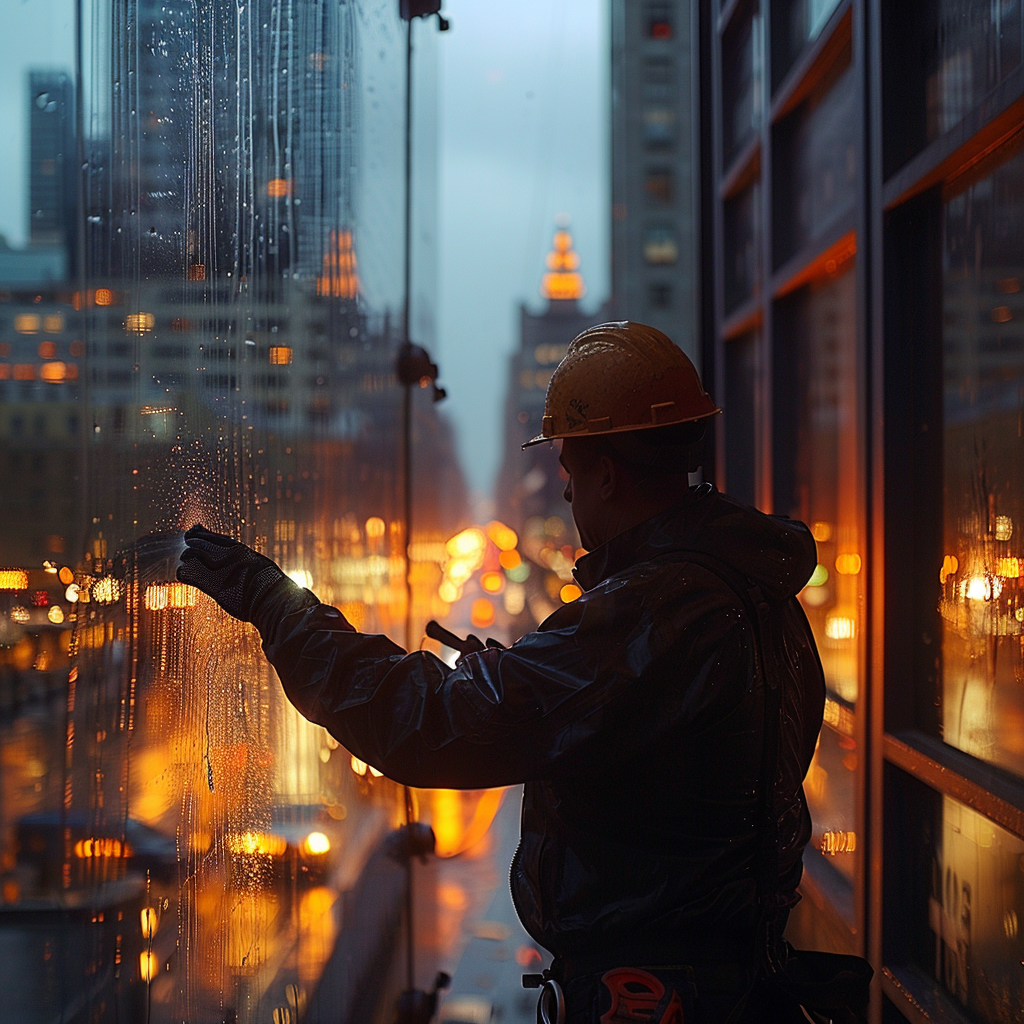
left=178, top=322, right=868, bottom=1023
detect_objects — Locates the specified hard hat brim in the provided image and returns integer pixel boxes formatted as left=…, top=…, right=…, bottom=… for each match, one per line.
left=521, top=406, right=721, bottom=450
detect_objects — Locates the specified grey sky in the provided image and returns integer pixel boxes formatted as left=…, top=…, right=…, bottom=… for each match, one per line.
left=0, top=0, right=608, bottom=499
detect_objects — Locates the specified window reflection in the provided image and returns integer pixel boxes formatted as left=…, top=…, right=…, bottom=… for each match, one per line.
left=771, top=0, right=842, bottom=87
left=940, top=143, right=1024, bottom=779
left=0, top=0, right=469, bottom=1020
left=722, top=3, right=763, bottom=166
left=775, top=265, right=861, bottom=882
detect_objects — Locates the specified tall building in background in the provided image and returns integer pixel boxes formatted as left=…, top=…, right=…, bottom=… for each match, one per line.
left=610, top=0, right=697, bottom=361
left=27, top=70, right=75, bottom=271
left=495, top=224, right=609, bottom=628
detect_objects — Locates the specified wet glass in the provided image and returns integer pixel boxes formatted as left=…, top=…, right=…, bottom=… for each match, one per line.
left=723, top=178, right=761, bottom=313
left=926, top=0, right=1023, bottom=142
left=771, top=0, right=842, bottom=88
left=721, top=3, right=763, bottom=167
left=0, top=0, right=470, bottom=1019
left=940, top=144, right=1024, bottom=780
left=775, top=265, right=861, bottom=885
left=772, top=55, right=856, bottom=269
left=891, top=783, right=1024, bottom=1023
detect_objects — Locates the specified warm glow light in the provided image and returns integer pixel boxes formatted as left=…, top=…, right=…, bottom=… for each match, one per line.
left=38, top=341, right=57, bottom=358
left=997, top=557, right=1021, bottom=579
left=14, top=314, right=40, bottom=334
left=125, top=312, right=155, bottom=333
left=962, top=576, right=1002, bottom=602
left=470, top=598, right=495, bottom=629
left=824, top=614, right=855, bottom=640
left=140, top=907, right=158, bottom=939
left=269, top=345, right=293, bottom=365
left=226, top=831, right=288, bottom=857
left=287, top=569, right=314, bottom=589
left=438, top=580, right=460, bottom=603
left=504, top=584, right=525, bottom=615
left=73, top=837, right=129, bottom=859
left=144, top=582, right=199, bottom=610
left=541, top=225, right=586, bottom=301
left=939, top=554, right=959, bottom=584
left=447, top=528, right=487, bottom=559
left=58, top=566, right=74, bottom=585
left=995, top=515, right=1014, bottom=541
left=267, top=178, right=292, bottom=198
left=811, top=521, right=832, bottom=543
left=485, top=521, right=518, bottom=552
left=834, top=553, right=862, bottom=575
left=317, top=229, right=360, bottom=298
left=499, top=549, right=521, bottom=570
left=91, top=577, right=121, bottom=604
left=65, top=584, right=80, bottom=603
left=0, top=570, right=28, bottom=590
left=10, top=606, right=29, bottom=624
left=94, top=288, right=114, bottom=306
left=43, top=315, right=63, bottom=333
left=302, top=831, right=331, bottom=856
left=480, top=571, right=504, bottom=595
left=47, top=606, right=64, bottom=624
left=364, top=516, right=386, bottom=539
left=140, top=951, right=159, bottom=982
left=351, top=756, right=368, bottom=776
left=819, top=830, right=857, bottom=856
left=368, top=765, right=383, bottom=778
left=560, top=583, right=582, bottom=603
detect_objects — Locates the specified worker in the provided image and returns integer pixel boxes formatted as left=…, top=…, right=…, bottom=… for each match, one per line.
left=178, top=322, right=868, bottom=1023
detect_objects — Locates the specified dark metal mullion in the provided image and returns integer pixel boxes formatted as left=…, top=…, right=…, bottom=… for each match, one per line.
left=884, top=732, right=1024, bottom=842
left=865, top=0, right=887, bottom=1016
left=758, top=0, right=773, bottom=513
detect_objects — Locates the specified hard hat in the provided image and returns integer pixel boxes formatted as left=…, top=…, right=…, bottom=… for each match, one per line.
left=523, top=321, right=720, bottom=448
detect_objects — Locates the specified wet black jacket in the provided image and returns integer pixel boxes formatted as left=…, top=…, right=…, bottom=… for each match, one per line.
left=254, top=486, right=825, bottom=962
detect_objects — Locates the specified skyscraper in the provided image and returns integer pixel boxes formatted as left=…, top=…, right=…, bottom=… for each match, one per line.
left=28, top=70, right=76, bottom=264
left=610, top=0, right=697, bottom=360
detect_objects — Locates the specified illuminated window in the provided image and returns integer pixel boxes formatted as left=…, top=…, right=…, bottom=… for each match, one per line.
left=125, top=312, right=155, bottom=333
left=268, top=345, right=293, bottom=365
left=648, top=18, right=672, bottom=40
left=643, top=226, right=678, bottom=264
left=43, top=315, right=63, bottom=333
left=15, top=314, right=40, bottom=334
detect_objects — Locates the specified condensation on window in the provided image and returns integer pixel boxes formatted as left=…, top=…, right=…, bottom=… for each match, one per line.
left=940, top=142, right=1024, bottom=781
left=0, top=1, right=472, bottom=1020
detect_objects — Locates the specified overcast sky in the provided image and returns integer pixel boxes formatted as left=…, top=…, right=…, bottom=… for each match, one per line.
left=0, top=0, right=609, bottom=498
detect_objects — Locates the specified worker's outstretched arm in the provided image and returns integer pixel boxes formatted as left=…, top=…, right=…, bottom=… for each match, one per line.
left=179, top=525, right=753, bottom=790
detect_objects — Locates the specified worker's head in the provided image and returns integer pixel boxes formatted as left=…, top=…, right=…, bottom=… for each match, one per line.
left=523, top=321, right=719, bottom=549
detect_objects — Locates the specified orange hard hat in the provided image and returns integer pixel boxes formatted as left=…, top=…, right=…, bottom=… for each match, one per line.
left=523, top=321, right=720, bottom=448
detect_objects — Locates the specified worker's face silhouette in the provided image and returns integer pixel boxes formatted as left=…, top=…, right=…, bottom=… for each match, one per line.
left=559, top=437, right=617, bottom=550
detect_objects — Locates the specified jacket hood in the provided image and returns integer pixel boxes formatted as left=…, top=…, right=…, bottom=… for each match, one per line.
left=573, top=483, right=817, bottom=601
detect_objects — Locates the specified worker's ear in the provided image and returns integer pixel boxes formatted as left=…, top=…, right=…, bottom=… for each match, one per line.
left=597, top=454, right=617, bottom=501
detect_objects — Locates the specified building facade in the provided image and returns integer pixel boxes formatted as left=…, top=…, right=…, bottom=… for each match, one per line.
left=611, top=0, right=699, bottom=361
left=701, top=2, right=1024, bottom=1021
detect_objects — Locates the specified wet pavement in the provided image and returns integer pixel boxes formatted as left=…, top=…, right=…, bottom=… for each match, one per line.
left=435, top=786, right=551, bottom=1024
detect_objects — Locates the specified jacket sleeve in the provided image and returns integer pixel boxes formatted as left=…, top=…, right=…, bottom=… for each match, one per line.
left=252, top=566, right=753, bottom=790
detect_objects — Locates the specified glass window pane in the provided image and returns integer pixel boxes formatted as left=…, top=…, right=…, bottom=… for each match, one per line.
left=771, top=0, right=842, bottom=87
left=772, top=54, right=856, bottom=268
left=721, top=3, right=764, bottom=167
left=774, top=265, right=862, bottom=886
left=723, top=178, right=762, bottom=313
left=0, top=1, right=470, bottom=1019
left=940, top=144, right=1024, bottom=779
left=888, top=776, right=1024, bottom=1023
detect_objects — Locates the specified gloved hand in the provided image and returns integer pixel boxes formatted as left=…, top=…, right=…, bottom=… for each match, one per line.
left=176, top=524, right=290, bottom=622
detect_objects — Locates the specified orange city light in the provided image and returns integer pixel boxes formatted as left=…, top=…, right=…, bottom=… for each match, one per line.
left=0, top=569, right=28, bottom=590
left=267, top=178, right=292, bottom=198
left=144, top=582, right=199, bottom=610
left=480, top=571, right=504, bottom=595
left=470, top=598, right=495, bottom=629
left=560, top=583, right=582, bottom=603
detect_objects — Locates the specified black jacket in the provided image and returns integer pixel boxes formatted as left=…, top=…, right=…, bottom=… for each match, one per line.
left=254, top=485, right=825, bottom=962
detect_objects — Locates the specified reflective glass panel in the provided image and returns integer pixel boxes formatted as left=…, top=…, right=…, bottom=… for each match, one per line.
left=772, top=54, right=855, bottom=269
left=723, top=329, right=758, bottom=508
left=775, top=265, right=861, bottom=885
left=926, top=1, right=1023, bottom=142
left=723, top=178, right=762, bottom=313
left=771, top=0, right=842, bottom=87
left=0, top=1, right=470, bottom=1019
left=722, top=3, right=763, bottom=166
left=940, top=144, right=1024, bottom=779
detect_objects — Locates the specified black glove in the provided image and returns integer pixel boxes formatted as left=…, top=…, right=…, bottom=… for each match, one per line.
left=176, top=524, right=289, bottom=622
